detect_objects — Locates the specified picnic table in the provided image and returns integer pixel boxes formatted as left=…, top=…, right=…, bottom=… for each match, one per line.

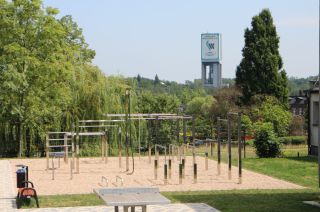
left=94, top=187, right=171, bottom=212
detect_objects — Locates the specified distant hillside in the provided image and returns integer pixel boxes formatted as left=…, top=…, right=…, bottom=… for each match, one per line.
left=133, top=75, right=318, bottom=97
left=288, top=76, right=318, bottom=96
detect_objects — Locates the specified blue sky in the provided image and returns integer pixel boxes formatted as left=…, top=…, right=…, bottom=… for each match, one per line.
left=44, top=0, right=319, bottom=83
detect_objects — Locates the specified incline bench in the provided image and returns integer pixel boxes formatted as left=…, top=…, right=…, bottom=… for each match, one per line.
left=94, top=187, right=171, bottom=212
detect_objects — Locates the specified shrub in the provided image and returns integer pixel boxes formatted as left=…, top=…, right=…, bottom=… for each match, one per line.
left=253, top=122, right=281, bottom=158
left=279, top=136, right=306, bottom=145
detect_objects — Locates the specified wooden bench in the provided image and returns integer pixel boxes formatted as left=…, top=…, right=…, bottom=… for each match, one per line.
left=16, top=181, right=39, bottom=209
left=94, top=187, right=170, bottom=212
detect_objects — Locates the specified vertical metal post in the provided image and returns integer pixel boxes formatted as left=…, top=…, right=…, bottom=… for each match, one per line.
left=168, top=159, right=172, bottom=179
left=119, top=128, right=122, bottom=168
left=76, top=123, right=79, bottom=174
left=105, top=130, right=108, bottom=164
left=64, top=134, right=68, bottom=163
left=125, top=89, right=129, bottom=172
left=52, top=157, right=54, bottom=180
left=164, top=164, right=168, bottom=184
left=227, top=115, right=231, bottom=180
left=217, top=117, right=221, bottom=175
left=154, top=159, right=158, bottom=180
left=46, top=134, right=49, bottom=170
left=101, top=134, right=105, bottom=161
left=139, top=118, right=141, bottom=159
left=192, top=147, right=196, bottom=165
left=238, top=113, right=242, bottom=184
left=155, top=116, right=159, bottom=145
left=205, top=152, right=208, bottom=170
left=70, top=156, right=73, bottom=180
left=176, top=118, right=180, bottom=144
left=148, top=142, right=151, bottom=164
left=243, top=128, right=246, bottom=159
left=193, top=163, right=197, bottom=183
left=192, top=115, right=195, bottom=145
left=179, top=163, right=182, bottom=184
left=72, top=125, right=75, bottom=170
left=183, top=118, right=187, bottom=144
left=182, top=158, right=185, bottom=179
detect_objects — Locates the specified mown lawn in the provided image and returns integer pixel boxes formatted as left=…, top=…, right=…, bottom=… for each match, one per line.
left=163, top=189, right=320, bottom=212
left=22, top=189, right=320, bottom=212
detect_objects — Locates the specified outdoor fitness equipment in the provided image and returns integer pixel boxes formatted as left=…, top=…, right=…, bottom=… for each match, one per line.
left=154, top=144, right=167, bottom=183
left=217, top=112, right=242, bottom=184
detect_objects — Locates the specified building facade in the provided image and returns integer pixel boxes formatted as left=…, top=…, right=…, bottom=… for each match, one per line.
left=288, top=96, right=307, bottom=116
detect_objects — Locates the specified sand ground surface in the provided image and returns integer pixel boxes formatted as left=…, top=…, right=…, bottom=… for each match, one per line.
left=10, top=156, right=303, bottom=195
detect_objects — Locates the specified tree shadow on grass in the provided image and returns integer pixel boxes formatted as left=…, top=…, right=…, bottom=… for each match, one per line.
left=284, top=156, right=317, bottom=163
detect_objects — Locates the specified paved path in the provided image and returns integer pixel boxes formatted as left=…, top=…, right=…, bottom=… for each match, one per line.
left=19, top=203, right=218, bottom=211
left=0, top=160, right=16, bottom=211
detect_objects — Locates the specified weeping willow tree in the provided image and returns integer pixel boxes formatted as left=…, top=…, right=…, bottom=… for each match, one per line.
left=0, top=0, right=136, bottom=157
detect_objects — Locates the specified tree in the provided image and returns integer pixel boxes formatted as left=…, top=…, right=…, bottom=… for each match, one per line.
left=154, top=74, right=159, bottom=85
left=252, top=96, right=292, bottom=137
left=185, top=96, right=215, bottom=137
left=137, top=74, right=141, bottom=83
left=235, top=9, right=288, bottom=104
left=0, top=0, right=94, bottom=157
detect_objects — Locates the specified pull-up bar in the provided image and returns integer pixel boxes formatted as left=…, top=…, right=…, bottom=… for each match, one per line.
left=105, top=113, right=176, bottom=117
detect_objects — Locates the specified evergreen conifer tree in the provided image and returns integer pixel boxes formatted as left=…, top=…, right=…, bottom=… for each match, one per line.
left=236, top=9, right=288, bottom=104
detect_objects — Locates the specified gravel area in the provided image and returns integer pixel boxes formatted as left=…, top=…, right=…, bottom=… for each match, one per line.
left=9, top=156, right=303, bottom=195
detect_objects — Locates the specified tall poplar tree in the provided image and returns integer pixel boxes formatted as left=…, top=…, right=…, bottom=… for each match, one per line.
left=235, top=9, right=288, bottom=105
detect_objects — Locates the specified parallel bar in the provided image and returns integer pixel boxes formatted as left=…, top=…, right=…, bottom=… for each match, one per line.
left=105, top=113, right=177, bottom=117
left=238, top=113, right=242, bottom=184
left=46, top=134, right=49, bottom=170
left=79, top=125, right=118, bottom=128
left=217, top=117, right=221, bottom=176
left=48, top=145, right=71, bottom=148
left=227, top=115, right=232, bottom=180
left=64, top=134, right=68, bottom=163
left=47, top=132, right=69, bottom=134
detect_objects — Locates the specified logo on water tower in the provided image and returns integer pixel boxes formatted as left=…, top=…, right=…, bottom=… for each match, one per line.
left=206, top=41, right=215, bottom=50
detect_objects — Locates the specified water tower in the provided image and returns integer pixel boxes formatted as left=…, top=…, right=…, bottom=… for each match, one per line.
left=201, top=33, right=222, bottom=88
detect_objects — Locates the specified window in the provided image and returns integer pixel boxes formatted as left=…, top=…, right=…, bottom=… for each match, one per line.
left=313, top=101, right=319, bottom=125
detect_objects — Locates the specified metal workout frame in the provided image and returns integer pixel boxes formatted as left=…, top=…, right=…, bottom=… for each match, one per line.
left=217, top=112, right=242, bottom=184
left=46, top=123, right=111, bottom=179
left=105, top=113, right=194, bottom=176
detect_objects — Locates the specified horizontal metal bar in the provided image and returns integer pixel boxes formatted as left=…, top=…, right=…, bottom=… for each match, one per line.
left=79, top=125, right=119, bottom=128
left=80, top=116, right=192, bottom=122
left=65, top=132, right=105, bottom=136
left=48, top=145, right=71, bottom=148
left=105, top=113, right=177, bottom=117
left=47, top=138, right=67, bottom=141
left=47, top=132, right=69, bottom=134
left=79, top=120, right=124, bottom=123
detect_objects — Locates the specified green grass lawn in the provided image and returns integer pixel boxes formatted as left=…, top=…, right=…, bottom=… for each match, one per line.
left=20, top=145, right=320, bottom=211
left=163, top=189, right=320, bottom=212
left=22, top=189, right=320, bottom=212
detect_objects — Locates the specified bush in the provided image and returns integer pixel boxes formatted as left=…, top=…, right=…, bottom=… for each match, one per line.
left=245, top=139, right=254, bottom=147
left=253, top=122, right=281, bottom=158
left=279, top=136, right=306, bottom=145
